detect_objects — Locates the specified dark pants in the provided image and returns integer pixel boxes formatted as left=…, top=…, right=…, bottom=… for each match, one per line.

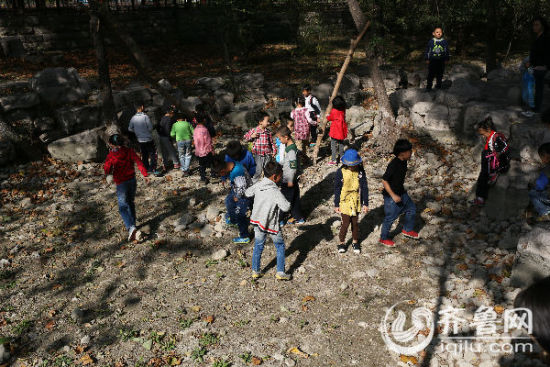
left=225, top=192, right=250, bottom=238
left=339, top=214, right=358, bottom=243
left=475, top=149, right=491, bottom=200
left=310, top=124, right=318, bottom=143
left=427, top=59, right=445, bottom=90
left=139, top=141, right=157, bottom=172
left=198, top=153, right=212, bottom=181
left=534, top=69, right=547, bottom=113
left=280, top=183, right=303, bottom=221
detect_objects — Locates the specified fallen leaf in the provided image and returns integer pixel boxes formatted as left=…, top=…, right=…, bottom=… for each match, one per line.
left=80, top=354, right=94, bottom=365
left=494, top=305, right=505, bottom=314
left=251, top=356, right=262, bottom=365
left=400, top=355, right=418, bottom=364
left=287, top=346, right=309, bottom=358
left=301, top=305, right=308, bottom=312
left=45, top=320, right=55, bottom=330
left=457, top=264, right=468, bottom=271
left=202, top=315, right=215, bottom=324
left=74, top=345, right=86, bottom=354
left=302, top=296, right=316, bottom=303
left=191, top=306, right=201, bottom=313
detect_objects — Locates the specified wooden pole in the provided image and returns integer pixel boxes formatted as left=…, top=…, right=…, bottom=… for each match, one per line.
left=312, top=20, right=370, bottom=164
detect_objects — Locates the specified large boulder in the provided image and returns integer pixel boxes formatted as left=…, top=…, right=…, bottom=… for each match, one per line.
left=113, top=86, right=153, bottom=110
left=214, top=90, right=235, bottom=115
left=389, top=88, right=434, bottom=112
left=0, top=92, right=40, bottom=112
left=509, top=122, right=550, bottom=163
left=235, top=73, right=264, bottom=90
left=511, top=226, right=550, bottom=288
left=179, top=96, right=202, bottom=112
left=448, top=63, right=483, bottom=81
left=30, top=67, right=90, bottom=105
left=47, top=127, right=108, bottom=163
left=346, top=106, right=375, bottom=138
left=312, top=83, right=332, bottom=107
left=196, top=77, right=226, bottom=91
left=0, top=36, right=25, bottom=58
left=435, top=77, right=482, bottom=108
left=462, top=103, right=522, bottom=138
left=411, top=101, right=462, bottom=143
left=55, top=105, right=101, bottom=135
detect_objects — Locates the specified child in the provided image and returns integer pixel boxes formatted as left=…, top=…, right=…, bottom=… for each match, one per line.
left=425, top=26, right=450, bottom=91
left=275, top=119, right=294, bottom=164
left=243, top=112, right=277, bottom=181
left=302, top=84, right=322, bottom=147
left=471, top=117, right=510, bottom=206
left=327, top=96, right=348, bottom=165
left=380, top=139, right=419, bottom=247
left=193, top=119, right=214, bottom=184
left=528, top=143, right=550, bottom=221
left=104, top=134, right=150, bottom=242
left=245, top=162, right=291, bottom=280
left=157, top=107, right=180, bottom=171
left=276, top=126, right=305, bottom=225
left=128, top=104, right=160, bottom=175
left=291, top=96, right=313, bottom=158
left=170, top=113, right=194, bottom=175
left=225, top=140, right=256, bottom=178
left=334, top=149, right=369, bottom=254
left=213, top=156, right=253, bottom=244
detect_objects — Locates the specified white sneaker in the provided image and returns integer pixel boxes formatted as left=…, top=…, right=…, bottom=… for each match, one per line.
left=135, top=230, right=144, bottom=242
left=521, top=111, right=535, bottom=118
left=128, top=226, right=137, bottom=242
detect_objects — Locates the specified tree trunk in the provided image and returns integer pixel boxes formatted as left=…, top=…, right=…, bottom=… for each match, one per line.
left=346, top=0, right=399, bottom=153
left=312, top=21, right=371, bottom=164
left=89, top=3, right=118, bottom=128
left=485, top=0, right=498, bottom=72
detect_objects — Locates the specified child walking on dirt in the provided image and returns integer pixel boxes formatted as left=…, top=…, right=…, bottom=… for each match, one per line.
left=193, top=119, right=214, bottom=184
left=214, top=156, right=253, bottom=244
left=291, top=96, right=313, bottom=160
left=104, top=134, right=150, bottom=242
left=380, top=139, right=419, bottom=247
left=302, top=84, right=322, bottom=147
left=243, top=112, right=277, bottom=181
left=425, top=26, right=450, bottom=91
left=276, top=126, right=305, bottom=225
left=334, top=149, right=369, bottom=254
left=245, top=162, right=292, bottom=280
left=470, top=117, right=510, bottom=206
left=170, top=113, right=194, bottom=175
left=327, top=96, right=348, bottom=165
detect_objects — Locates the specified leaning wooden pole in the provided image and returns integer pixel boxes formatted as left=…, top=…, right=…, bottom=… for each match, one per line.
left=312, top=20, right=371, bottom=165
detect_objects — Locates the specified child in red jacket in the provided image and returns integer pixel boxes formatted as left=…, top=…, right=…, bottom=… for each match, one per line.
left=104, top=134, right=150, bottom=242
left=327, top=96, right=348, bottom=165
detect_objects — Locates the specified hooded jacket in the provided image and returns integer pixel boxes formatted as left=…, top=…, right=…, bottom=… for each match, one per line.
left=128, top=112, right=153, bottom=143
left=245, top=177, right=290, bottom=234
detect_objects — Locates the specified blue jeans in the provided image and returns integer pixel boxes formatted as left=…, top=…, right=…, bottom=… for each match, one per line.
left=252, top=226, right=286, bottom=273
left=225, top=192, right=250, bottom=238
left=529, top=189, right=550, bottom=216
left=177, top=140, right=192, bottom=172
left=116, top=178, right=137, bottom=232
left=381, top=193, right=416, bottom=240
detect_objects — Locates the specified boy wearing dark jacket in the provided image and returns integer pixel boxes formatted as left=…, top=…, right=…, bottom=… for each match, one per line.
left=425, top=27, right=450, bottom=91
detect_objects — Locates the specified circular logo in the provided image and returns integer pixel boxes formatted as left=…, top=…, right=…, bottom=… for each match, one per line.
left=380, top=300, right=435, bottom=355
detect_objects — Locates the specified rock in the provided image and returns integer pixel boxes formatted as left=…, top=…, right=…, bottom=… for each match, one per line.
left=0, top=36, right=25, bottom=58
left=174, top=214, right=193, bottom=227
left=273, top=353, right=284, bottom=361
left=180, top=96, right=202, bottom=112
left=312, top=83, right=333, bottom=106
left=34, top=117, right=55, bottom=132
left=426, top=201, right=442, bottom=213
left=351, top=271, right=365, bottom=279
left=196, top=77, right=225, bottom=91
left=140, top=225, right=151, bottom=235
left=284, top=358, right=296, bottom=367
left=0, top=343, right=10, bottom=364
left=0, top=259, right=10, bottom=268
left=390, top=88, right=433, bottom=111
left=411, top=102, right=462, bottom=143
left=80, top=335, right=91, bottom=345
left=448, top=64, right=483, bottom=81
left=211, top=249, right=229, bottom=261
left=511, top=227, right=550, bottom=287
left=235, top=73, right=264, bottom=90
left=157, top=79, right=172, bottom=90
left=105, top=175, right=113, bottom=185
left=346, top=106, right=375, bottom=138
left=226, top=110, right=258, bottom=130
left=199, top=225, right=213, bottom=238
left=19, top=197, right=32, bottom=209
left=55, top=105, right=102, bottom=135
left=435, top=77, right=482, bottom=108
left=174, top=224, right=187, bottom=232
left=487, top=68, right=515, bottom=81
left=206, top=205, right=221, bottom=221
left=48, top=127, right=108, bottom=163
left=71, top=307, right=85, bottom=323
left=214, top=90, right=234, bottom=115
left=0, top=92, right=40, bottom=112
left=366, top=268, right=379, bottom=278
left=31, top=67, right=90, bottom=105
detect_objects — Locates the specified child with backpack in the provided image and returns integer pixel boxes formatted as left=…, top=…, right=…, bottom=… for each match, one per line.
left=380, top=139, right=419, bottom=247
left=213, top=156, right=253, bottom=244
left=276, top=126, right=305, bottom=225
left=243, top=112, right=277, bottom=181
left=291, top=96, right=313, bottom=159
left=245, top=162, right=292, bottom=280
left=104, top=134, right=150, bottom=242
left=170, top=113, right=194, bottom=175
left=302, top=84, right=322, bottom=147
left=327, top=96, right=348, bottom=165
left=193, top=118, right=214, bottom=184
left=470, top=117, right=510, bottom=206
left=334, top=149, right=369, bottom=254
left=425, top=26, right=450, bottom=91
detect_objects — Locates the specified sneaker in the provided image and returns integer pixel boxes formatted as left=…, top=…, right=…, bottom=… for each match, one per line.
left=402, top=230, right=419, bottom=239
left=337, top=244, right=346, bottom=253
left=352, top=243, right=361, bottom=254
left=327, top=160, right=337, bottom=166
left=225, top=216, right=237, bottom=227
left=536, top=213, right=550, bottom=222
left=293, top=218, right=306, bottom=224
left=153, top=170, right=163, bottom=177
left=379, top=239, right=395, bottom=247
left=135, top=230, right=144, bottom=242
left=279, top=220, right=287, bottom=228
left=309, top=143, right=316, bottom=148
left=251, top=270, right=263, bottom=279
left=469, top=197, right=485, bottom=206
left=275, top=272, right=291, bottom=281
left=232, top=237, right=250, bottom=244
left=128, top=226, right=137, bottom=242
left=521, top=111, right=535, bottom=118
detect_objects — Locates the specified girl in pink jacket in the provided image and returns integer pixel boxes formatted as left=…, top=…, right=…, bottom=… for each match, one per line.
left=193, top=121, right=214, bottom=184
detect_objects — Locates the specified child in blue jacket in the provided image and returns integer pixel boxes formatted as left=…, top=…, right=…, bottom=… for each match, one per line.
left=529, top=143, right=550, bottom=221
left=425, top=26, right=450, bottom=91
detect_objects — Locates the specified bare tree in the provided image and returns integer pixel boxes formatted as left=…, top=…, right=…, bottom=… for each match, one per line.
left=346, top=0, right=399, bottom=153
